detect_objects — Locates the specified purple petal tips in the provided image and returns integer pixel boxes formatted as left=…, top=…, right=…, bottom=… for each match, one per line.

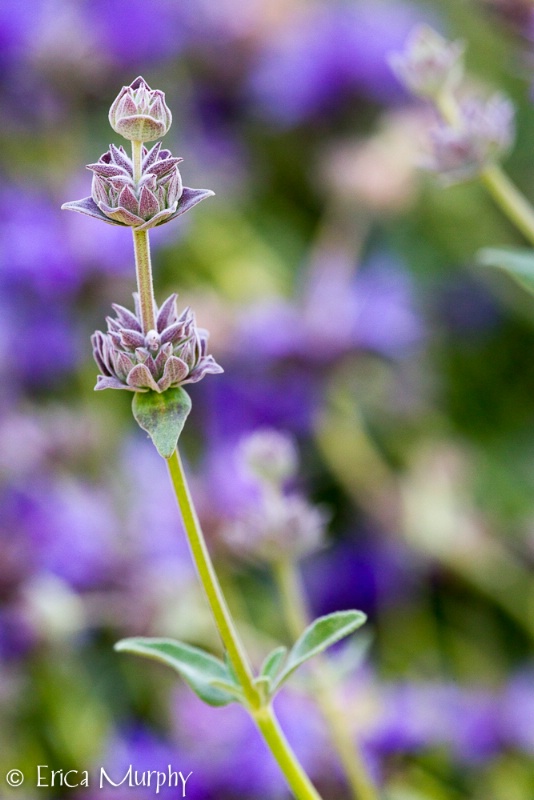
left=108, top=76, right=172, bottom=143
left=92, top=294, right=223, bottom=394
left=62, top=145, right=213, bottom=229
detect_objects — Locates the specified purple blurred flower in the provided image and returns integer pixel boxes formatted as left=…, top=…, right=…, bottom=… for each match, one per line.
left=86, top=727, right=194, bottom=800
left=0, top=606, right=35, bottom=660
left=171, top=686, right=337, bottom=798
left=303, top=537, right=413, bottom=619
left=249, top=2, right=424, bottom=126
left=0, top=4, right=37, bottom=69
left=368, top=683, right=501, bottom=764
left=26, top=478, right=121, bottom=591
left=240, top=253, right=422, bottom=364
left=499, top=669, right=534, bottom=753
left=0, top=290, right=79, bottom=387
left=0, top=185, right=81, bottom=297
left=119, top=438, right=193, bottom=583
left=90, top=0, right=187, bottom=66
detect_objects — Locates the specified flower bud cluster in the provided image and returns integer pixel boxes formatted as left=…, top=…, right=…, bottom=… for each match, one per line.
left=62, top=77, right=213, bottom=230
left=239, top=429, right=299, bottom=486
left=389, top=26, right=515, bottom=185
left=92, top=294, right=223, bottom=393
left=63, top=142, right=213, bottom=230
left=389, top=25, right=464, bottom=100
left=224, top=492, right=328, bottom=564
left=109, top=76, right=172, bottom=142
left=428, top=94, right=515, bottom=184
left=222, top=429, right=327, bottom=564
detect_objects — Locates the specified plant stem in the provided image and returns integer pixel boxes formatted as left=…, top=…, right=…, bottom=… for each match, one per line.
left=166, top=449, right=324, bottom=800
left=436, top=92, right=534, bottom=248
left=480, top=165, right=534, bottom=248
left=273, top=558, right=379, bottom=800
left=130, top=140, right=157, bottom=334
left=253, top=705, right=323, bottom=800
left=132, top=139, right=143, bottom=183
left=132, top=229, right=157, bottom=334
left=167, top=448, right=258, bottom=708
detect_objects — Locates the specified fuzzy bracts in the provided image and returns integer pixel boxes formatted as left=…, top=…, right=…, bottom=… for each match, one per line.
left=62, top=142, right=213, bottom=230
left=92, top=294, right=223, bottom=393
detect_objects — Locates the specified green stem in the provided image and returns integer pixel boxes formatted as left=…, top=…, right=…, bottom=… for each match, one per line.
left=132, top=139, right=143, bottom=184
left=480, top=165, right=534, bottom=248
left=436, top=92, right=534, bottom=248
left=253, top=705, right=323, bottom=800
left=167, top=448, right=259, bottom=709
left=273, top=559, right=379, bottom=800
left=132, top=229, right=157, bottom=334
left=130, top=140, right=157, bottom=334
left=166, top=449, right=324, bottom=800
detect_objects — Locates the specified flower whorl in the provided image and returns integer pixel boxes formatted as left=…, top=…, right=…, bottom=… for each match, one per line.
left=92, top=294, right=223, bottom=393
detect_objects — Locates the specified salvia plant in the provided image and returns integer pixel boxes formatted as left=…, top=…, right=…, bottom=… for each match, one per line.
left=389, top=25, right=534, bottom=295
left=62, top=78, right=374, bottom=800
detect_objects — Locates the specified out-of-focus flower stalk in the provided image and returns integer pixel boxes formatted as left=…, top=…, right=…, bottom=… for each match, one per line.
left=166, top=450, right=323, bottom=800
left=436, top=89, right=534, bottom=248
left=273, top=558, right=379, bottom=800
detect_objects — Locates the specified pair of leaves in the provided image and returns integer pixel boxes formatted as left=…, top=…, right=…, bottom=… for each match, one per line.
left=477, top=246, right=534, bottom=296
left=132, top=386, right=191, bottom=458
left=115, top=610, right=367, bottom=709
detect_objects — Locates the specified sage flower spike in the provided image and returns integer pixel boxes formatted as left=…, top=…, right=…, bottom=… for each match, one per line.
left=109, top=76, right=172, bottom=142
left=62, top=143, right=214, bottom=230
left=428, top=94, right=515, bottom=184
left=92, top=293, right=223, bottom=393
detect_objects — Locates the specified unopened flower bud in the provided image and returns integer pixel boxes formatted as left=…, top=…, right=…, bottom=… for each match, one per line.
left=389, top=25, right=464, bottom=99
left=109, top=76, right=172, bottom=142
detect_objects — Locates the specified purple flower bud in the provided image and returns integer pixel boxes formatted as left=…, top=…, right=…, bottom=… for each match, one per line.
left=108, top=76, right=172, bottom=142
left=428, top=94, right=515, bottom=184
left=389, top=25, right=465, bottom=99
left=238, top=429, right=299, bottom=486
left=62, top=142, right=214, bottom=230
left=91, top=294, right=223, bottom=393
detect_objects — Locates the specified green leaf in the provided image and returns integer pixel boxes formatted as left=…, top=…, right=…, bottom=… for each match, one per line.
left=259, top=646, right=287, bottom=683
left=208, top=679, right=246, bottom=702
left=132, top=387, right=191, bottom=459
left=477, top=247, right=534, bottom=296
left=115, top=637, right=240, bottom=707
left=274, top=610, right=367, bottom=690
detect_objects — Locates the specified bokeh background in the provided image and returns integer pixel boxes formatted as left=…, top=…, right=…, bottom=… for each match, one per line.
left=1, top=0, right=534, bottom=798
